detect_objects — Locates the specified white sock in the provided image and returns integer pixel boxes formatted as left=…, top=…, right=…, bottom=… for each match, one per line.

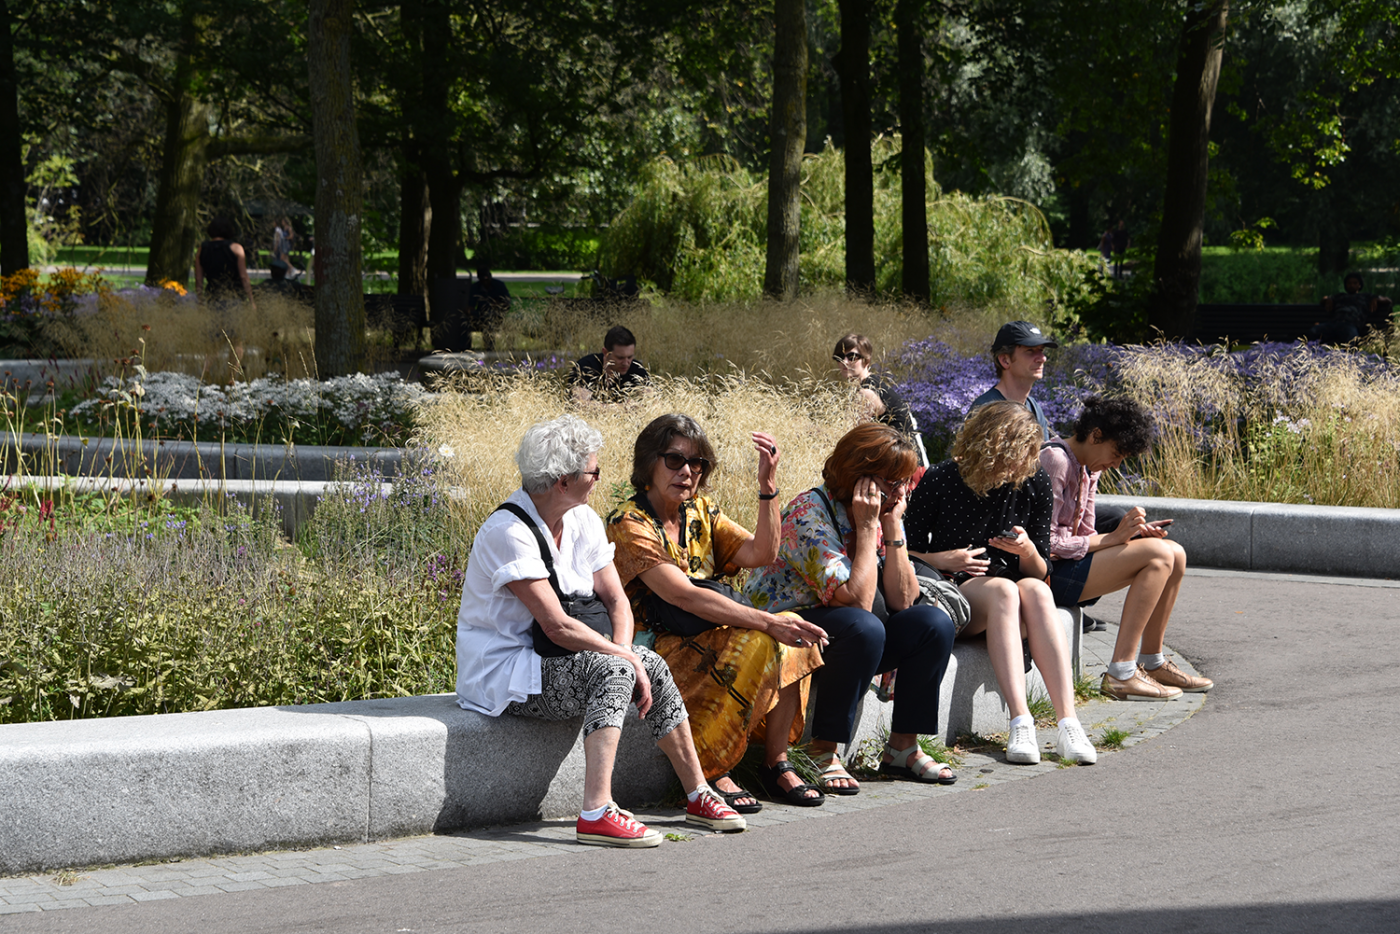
left=1108, top=660, right=1138, bottom=681
left=1139, top=652, right=1166, bottom=670
left=1010, top=714, right=1034, bottom=731
left=1057, top=717, right=1081, bottom=731
left=580, top=805, right=608, bottom=821
left=686, top=784, right=709, bottom=803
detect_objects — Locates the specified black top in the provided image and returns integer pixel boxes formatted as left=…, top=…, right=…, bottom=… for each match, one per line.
left=571, top=352, right=651, bottom=400
left=862, top=375, right=916, bottom=437
left=903, top=460, right=1053, bottom=582
left=968, top=386, right=1050, bottom=442
left=471, top=278, right=511, bottom=316
left=199, top=240, right=241, bottom=299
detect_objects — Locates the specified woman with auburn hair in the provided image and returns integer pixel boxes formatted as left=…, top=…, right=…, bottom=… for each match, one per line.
left=904, top=401, right=1096, bottom=765
left=746, top=422, right=958, bottom=794
left=607, top=415, right=830, bottom=809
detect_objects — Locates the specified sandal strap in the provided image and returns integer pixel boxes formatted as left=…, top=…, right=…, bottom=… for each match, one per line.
left=885, top=743, right=950, bottom=779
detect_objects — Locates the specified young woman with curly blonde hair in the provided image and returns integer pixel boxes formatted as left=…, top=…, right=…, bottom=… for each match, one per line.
left=903, top=401, right=1096, bottom=765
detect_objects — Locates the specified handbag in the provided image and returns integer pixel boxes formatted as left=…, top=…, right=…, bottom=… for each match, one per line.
left=492, top=503, right=612, bottom=658
left=645, top=577, right=754, bottom=637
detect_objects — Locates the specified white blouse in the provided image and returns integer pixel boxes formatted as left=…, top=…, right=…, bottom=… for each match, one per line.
left=455, top=488, right=615, bottom=716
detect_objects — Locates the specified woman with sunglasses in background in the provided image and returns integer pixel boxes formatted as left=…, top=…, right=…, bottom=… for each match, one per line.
left=832, top=332, right=928, bottom=466
left=745, top=423, right=958, bottom=794
left=607, top=415, right=831, bottom=810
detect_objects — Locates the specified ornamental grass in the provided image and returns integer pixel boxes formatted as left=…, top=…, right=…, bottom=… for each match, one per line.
left=0, top=459, right=465, bottom=725
left=416, top=369, right=867, bottom=535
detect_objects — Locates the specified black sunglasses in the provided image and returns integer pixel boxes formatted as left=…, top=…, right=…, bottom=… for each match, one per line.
left=833, top=351, right=863, bottom=363
left=658, top=452, right=711, bottom=473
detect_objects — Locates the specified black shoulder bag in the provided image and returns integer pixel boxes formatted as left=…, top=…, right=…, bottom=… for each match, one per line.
left=493, top=502, right=613, bottom=658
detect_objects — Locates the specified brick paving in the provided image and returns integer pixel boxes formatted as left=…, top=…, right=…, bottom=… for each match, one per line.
left=0, top=624, right=1205, bottom=915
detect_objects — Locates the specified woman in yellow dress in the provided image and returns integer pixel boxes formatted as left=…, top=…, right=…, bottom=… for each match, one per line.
left=607, top=414, right=829, bottom=809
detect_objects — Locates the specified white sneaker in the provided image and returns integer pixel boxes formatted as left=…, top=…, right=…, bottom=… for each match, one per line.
left=1057, top=720, right=1098, bottom=764
left=1005, top=721, right=1041, bottom=764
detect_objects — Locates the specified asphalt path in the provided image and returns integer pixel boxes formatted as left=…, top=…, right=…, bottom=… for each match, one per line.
left=9, top=570, right=1398, bottom=934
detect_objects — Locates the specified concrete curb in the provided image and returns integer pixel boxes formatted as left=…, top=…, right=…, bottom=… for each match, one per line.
left=1098, top=494, right=1400, bottom=579
left=0, top=610, right=1078, bottom=875
left=3, top=432, right=404, bottom=484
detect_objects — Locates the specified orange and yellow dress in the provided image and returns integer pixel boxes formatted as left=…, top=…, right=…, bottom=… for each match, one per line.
left=606, top=494, right=823, bottom=779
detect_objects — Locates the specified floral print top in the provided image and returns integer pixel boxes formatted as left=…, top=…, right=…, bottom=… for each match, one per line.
left=743, top=485, right=884, bottom=613
left=606, top=494, right=750, bottom=631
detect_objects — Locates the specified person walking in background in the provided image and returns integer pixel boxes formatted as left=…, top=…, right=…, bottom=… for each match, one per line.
left=194, top=216, right=255, bottom=369
left=1040, top=396, right=1213, bottom=700
left=1110, top=220, right=1129, bottom=278
left=471, top=266, right=511, bottom=351
left=272, top=216, right=301, bottom=279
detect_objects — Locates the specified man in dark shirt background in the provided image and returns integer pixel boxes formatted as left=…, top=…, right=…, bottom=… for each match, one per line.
left=470, top=266, right=511, bottom=351
left=571, top=325, right=650, bottom=402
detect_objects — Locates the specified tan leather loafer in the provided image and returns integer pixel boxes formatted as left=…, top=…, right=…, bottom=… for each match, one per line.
left=1101, top=666, right=1184, bottom=701
left=1143, top=658, right=1213, bottom=693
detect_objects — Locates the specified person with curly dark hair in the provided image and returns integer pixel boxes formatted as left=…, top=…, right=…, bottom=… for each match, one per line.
left=1040, top=396, right=1213, bottom=701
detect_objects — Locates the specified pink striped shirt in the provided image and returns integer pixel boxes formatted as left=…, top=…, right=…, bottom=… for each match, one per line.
left=1038, top=441, right=1097, bottom=560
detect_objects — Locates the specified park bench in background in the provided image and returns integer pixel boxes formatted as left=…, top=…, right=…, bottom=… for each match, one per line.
left=364, top=293, right=427, bottom=348
left=1189, top=300, right=1394, bottom=345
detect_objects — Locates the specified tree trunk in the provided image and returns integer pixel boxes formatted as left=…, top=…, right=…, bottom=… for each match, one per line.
left=837, top=0, right=874, bottom=296
left=420, top=0, right=461, bottom=282
left=896, top=0, right=928, bottom=304
left=762, top=0, right=807, bottom=301
left=0, top=0, right=29, bottom=275
left=308, top=0, right=366, bottom=377
left=146, top=6, right=210, bottom=287
left=1148, top=0, right=1228, bottom=339
left=397, top=157, right=430, bottom=296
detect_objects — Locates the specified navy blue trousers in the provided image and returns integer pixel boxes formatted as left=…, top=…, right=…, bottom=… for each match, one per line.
left=797, top=603, right=955, bottom=743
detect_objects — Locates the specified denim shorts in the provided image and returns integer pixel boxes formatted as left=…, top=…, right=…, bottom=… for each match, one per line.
left=1049, top=554, right=1099, bottom=607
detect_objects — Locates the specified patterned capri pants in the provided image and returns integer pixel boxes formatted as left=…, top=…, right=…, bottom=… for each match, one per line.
left=506, top=646, right=688, bottom=740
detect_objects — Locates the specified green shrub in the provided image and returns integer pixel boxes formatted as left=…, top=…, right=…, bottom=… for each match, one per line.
left=597, top=139, right=1101, bottom=315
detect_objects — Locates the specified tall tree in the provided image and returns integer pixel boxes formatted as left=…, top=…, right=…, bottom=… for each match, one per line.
left=837, top=0, right=875, bottom=295
left=0, top=0, right=28, bottom=274
left=763, top=0, right=807, bottom=301
left=308, top=0, right=366, bottom=376
left=895, top=0, right=928, bottom=304
left=1149, top=0, right=1229, bottom=338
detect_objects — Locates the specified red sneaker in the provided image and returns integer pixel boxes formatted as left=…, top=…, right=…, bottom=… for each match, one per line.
left=576, top=806, right=662, bottom=848
left=685, top=787, right=747, bottom=832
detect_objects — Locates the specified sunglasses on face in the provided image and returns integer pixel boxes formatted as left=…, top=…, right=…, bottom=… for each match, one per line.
left=658, top=452, right=711, bottom=473
left=833, top=352, right=864, bottom=363
left=581, top=468, right=601, bottom=480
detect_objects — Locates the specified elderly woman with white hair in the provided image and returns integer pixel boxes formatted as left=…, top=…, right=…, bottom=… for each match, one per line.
left=456, top=414, right=744, bottom=847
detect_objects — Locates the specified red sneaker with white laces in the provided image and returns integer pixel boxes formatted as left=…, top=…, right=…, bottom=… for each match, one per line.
left=685, top=787, right=747, bottom=832
left=576, top=805, right=662, bottom=848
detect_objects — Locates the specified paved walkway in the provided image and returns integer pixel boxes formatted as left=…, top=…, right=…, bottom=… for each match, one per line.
left=4, top=567, right=1397, bottom=933
left=0, top=612, right=1204, bottom=915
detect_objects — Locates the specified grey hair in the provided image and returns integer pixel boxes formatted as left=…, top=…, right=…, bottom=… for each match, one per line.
left=516, top=415, right=604, bottom=494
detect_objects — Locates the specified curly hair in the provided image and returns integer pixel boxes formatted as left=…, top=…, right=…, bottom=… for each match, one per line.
left=516, top=415, right=604, bottom=493
left=952, top=401, right=1043, bottom=496
left=630, top=413, right=716, bottom=494
left=822, top=422, right=917, bottom=506
left=1071, top=395, right=1155, bottom=456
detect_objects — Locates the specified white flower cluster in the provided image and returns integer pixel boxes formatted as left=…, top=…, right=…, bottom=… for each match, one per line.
left=71, top=370, right=430, bottom=442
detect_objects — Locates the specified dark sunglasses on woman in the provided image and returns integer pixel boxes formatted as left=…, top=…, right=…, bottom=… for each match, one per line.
left=658, top=452, right=711, bottom=473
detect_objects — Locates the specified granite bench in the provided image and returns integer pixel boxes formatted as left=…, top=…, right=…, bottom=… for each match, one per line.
left=0, top=607, right=1078, bottom=874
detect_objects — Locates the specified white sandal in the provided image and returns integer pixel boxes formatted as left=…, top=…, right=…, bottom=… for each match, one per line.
left=879, top=743, right=956, bottom=785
